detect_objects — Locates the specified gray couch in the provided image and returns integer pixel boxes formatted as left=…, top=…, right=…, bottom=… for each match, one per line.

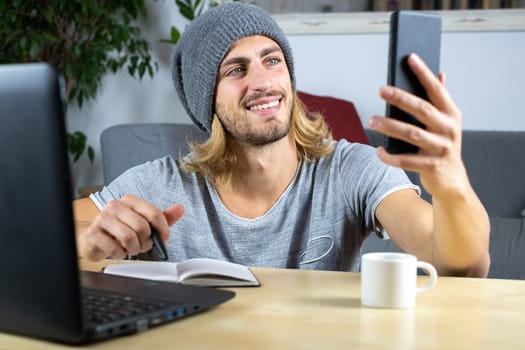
left=100, top=124, right=525, bottom=279
left=363, top=130, right=525, bottom=279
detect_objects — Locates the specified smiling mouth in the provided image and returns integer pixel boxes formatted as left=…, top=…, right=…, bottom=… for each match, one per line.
left=248, top=99, right=280, bottom=111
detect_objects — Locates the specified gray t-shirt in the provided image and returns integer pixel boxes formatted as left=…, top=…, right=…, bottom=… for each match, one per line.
left=91, top=140, right=417, bottom=271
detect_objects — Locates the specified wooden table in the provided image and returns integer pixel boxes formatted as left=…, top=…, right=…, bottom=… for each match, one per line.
left=1, top=259, right=524, bottom=349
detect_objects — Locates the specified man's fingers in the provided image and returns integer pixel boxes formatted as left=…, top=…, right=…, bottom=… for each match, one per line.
left=79, top=194, right=185, bottom=261
left=117, top=194, right=175, bottom=249
left=165, top=204, right=185, bottom=225
left=407, top=54, right=459, bottom=118
left=379, top=86, right=449, bottom=134
left=369, top=116, right=451, bottom=155
left=151, top=204, right=185, bottom=243
left=102, top=199, right=149, bottom=254
left=78, top=227, right=128, bottom=261
left=439, top=71, right=446, bottom=85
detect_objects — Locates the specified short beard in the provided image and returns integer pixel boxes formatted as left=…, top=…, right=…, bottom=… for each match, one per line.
left=242, top=122, right=290, bottom=146
left=216, top=93, right=293, bottom=147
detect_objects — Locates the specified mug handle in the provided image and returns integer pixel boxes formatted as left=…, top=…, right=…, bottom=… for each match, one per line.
left=416, top=261, right=438, bottom=292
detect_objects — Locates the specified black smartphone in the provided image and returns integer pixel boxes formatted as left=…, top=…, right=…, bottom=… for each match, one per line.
left=385, top=10, right=441, bottom=154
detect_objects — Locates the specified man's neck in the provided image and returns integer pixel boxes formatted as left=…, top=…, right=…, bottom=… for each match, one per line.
left=216, top=134, right=299, bottom=219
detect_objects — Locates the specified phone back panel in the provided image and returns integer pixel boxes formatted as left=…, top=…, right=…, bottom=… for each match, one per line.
left=386, top=10, right=441, bottom=153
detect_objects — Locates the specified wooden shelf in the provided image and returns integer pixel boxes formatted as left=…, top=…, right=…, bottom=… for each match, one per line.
left=273, top=9, right=525, bottom=34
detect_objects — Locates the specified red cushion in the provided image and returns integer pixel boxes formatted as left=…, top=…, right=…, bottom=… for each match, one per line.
left=297, top=91, right=369, bottom=145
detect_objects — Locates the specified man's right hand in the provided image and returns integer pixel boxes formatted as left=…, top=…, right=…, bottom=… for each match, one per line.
left=73, top=194, right=185, bottom=261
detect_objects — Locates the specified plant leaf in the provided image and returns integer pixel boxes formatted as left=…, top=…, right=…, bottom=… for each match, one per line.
left=170, top=26, right=181, bottom=43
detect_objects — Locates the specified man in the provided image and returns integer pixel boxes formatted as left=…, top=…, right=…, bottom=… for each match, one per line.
left=74, top=3, right=490, bottom=277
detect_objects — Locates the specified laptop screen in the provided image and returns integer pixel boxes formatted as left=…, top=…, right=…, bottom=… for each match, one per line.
left=0, top=63, right=85, bottom=341
left=0, top=63, right=235, bottom=344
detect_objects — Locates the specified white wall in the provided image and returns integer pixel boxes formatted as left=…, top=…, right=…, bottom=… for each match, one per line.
left=290, top=31, right=525, bottom=131
left=66, top=2, right=525, bottom=192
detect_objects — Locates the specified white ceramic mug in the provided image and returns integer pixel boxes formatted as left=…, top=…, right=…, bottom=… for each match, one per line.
left=361, top=252, right=437, bottom=308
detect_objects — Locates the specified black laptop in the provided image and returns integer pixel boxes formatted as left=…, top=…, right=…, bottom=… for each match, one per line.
left=0, top=63, right=234, bottom=344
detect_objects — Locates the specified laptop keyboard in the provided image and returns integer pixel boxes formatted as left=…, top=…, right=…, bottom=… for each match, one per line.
left=82, top=289, right=167, bottom=324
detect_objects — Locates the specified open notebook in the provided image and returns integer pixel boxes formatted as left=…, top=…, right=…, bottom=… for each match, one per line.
left=104, top=258, right=260, bottom=287
left=0, top=63, right=235, bottom=344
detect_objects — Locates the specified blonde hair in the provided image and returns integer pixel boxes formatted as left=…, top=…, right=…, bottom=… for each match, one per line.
left=181, top=93, right=334, bottom=184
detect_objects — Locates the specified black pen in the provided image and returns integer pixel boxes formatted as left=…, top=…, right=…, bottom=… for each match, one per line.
left=150, top=226, right=169, bottom=261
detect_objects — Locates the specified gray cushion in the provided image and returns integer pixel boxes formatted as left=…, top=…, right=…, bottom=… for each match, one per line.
left=488, top=217, right=525, bottom=279
left=462, top=132, right=525, bottom=218
left=365, top=129, right=525, bottom=218
left=100, top=123, right=208, bottom=185
left=362, top=217, right=525, bottom=279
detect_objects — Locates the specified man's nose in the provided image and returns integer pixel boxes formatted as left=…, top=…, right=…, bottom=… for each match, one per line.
left=247, top=63, right=273, bottom=91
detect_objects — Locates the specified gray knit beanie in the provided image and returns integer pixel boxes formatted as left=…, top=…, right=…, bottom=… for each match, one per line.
left=172, top=2, right=295, bottom=133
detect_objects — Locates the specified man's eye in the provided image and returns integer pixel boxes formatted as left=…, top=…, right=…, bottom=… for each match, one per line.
left=266, top=57, right=281, bottom=66
left=226, top=67, right=244, bottom=76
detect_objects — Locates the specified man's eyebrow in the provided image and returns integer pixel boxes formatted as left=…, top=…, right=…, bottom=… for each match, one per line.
left=220, top=45, right=283, bottom=69
left=259, top=45, right=282, bottom=58
left=220, top=56, right=249, bottom=69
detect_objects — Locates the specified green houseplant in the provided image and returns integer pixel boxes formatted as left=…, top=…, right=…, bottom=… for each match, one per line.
left=0, top=0, right=158, bottom=162
left=161, top=0, right=230, bottom=45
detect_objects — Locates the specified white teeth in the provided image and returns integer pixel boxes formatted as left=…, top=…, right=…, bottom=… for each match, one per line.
left=249, top=100, right=279, bottom=111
